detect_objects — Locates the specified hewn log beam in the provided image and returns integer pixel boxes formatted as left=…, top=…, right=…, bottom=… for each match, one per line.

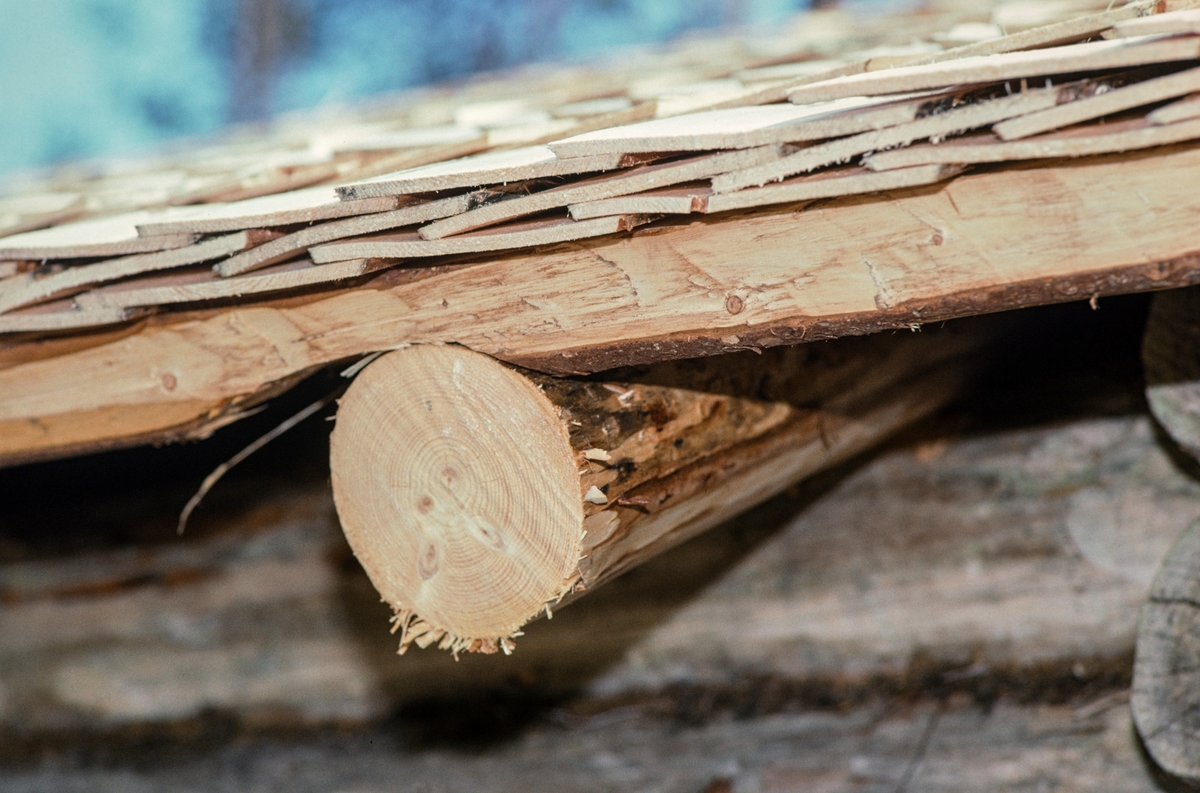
left=5, top=144, right=1200, bottom=466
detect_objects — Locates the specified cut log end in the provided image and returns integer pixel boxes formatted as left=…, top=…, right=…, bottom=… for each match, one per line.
left=330, top=345, right=584, bottom=653
left=332, top=324, right=996, bottom=654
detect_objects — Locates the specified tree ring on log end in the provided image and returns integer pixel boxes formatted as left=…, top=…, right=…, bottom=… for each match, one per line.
left=330, top=345, right=582, bottom=650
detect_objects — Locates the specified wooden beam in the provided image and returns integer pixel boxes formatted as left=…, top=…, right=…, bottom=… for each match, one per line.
left=330, top=326, right=990, bottom=653
left=4, top=144, right=1200, bottom=465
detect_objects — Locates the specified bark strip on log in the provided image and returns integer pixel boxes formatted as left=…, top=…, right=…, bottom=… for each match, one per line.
left=329, top=323, right=994, bottom=654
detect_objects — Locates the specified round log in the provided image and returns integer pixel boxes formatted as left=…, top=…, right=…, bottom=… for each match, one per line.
left=1132, top=518, right=1200, bottom=784
left=331, top=345, right=583, bottom=655
left=331, top=330, right=989, bottom=655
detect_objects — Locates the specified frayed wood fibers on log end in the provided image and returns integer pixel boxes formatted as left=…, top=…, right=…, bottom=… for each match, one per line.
left=330, top=345, right=585, bottom=656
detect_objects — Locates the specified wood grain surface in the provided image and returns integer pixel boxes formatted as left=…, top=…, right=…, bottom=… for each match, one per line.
left=3, top=144, right=1200, bottom=465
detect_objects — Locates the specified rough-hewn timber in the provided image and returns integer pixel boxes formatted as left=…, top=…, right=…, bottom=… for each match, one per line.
left=5, top=145, right=1200, bottom=466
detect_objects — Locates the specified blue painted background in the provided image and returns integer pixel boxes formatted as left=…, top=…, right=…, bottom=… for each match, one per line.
left=0, top=0, right=842, bottom=177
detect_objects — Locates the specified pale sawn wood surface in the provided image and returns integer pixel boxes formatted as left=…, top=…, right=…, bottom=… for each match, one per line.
left=330, top=345, right=584, bottom=652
